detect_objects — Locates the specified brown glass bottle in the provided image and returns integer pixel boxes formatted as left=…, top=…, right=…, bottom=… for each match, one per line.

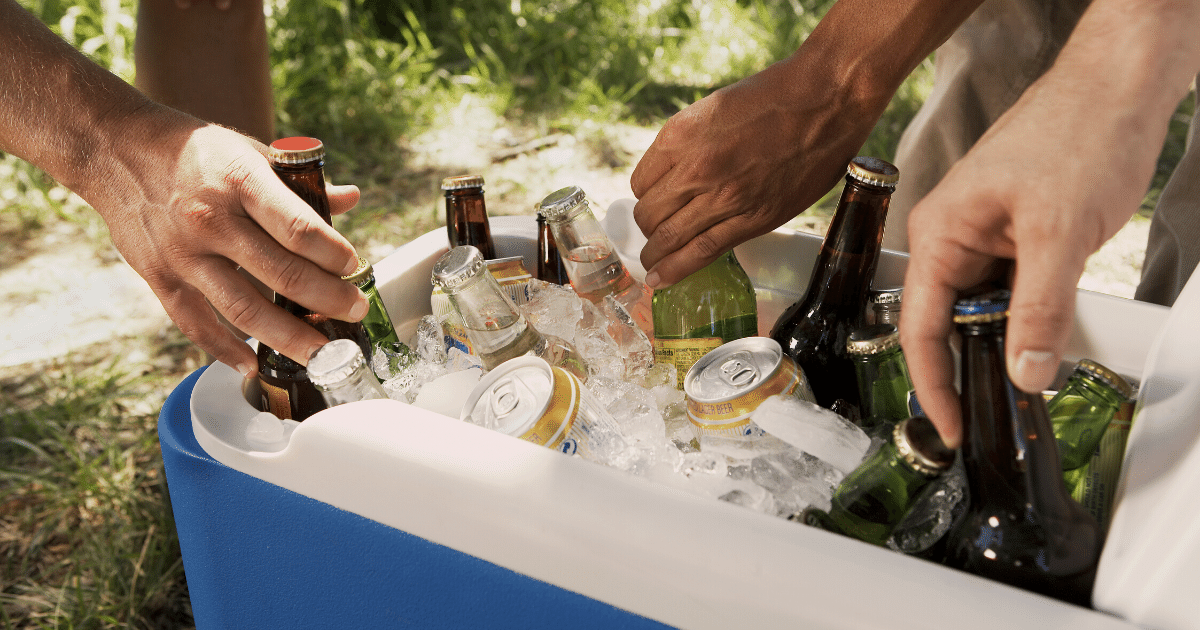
left=256, top=137, right=371, bottom=421
left=769, top=157, right=898, bottom=411
left=536, top=212, right=568, bottom=284
left=939, top=290, right=1102, bottom=607
left=442, top=175, right=496, bottom=259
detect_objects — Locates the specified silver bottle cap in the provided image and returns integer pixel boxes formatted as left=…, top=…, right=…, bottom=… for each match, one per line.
left=537, top=185, right=588, bottom=221
left=307, top=339, right=367, bottom=390
left=431, top=245, right=486, bottom=292
left=846, top=156, right=899, bottom=189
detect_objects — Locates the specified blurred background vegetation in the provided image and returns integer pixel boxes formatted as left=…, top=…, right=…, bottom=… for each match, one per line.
left=0, top=0, right=1191, bottom=627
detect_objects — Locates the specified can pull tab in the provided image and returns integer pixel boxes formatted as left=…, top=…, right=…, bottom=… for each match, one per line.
left=490, top=380, right=522, bottom=417
left=720, top=352, right=759, bottom=388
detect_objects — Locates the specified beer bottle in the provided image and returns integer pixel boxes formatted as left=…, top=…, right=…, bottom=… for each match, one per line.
left=307, top=338, right=389, bottom=407
left=536, top=212, right=569, bottom=285
left=256, top=137, right=371, bottom=421
left=940, top=290, right=1102, bottom=606
left=846, top=323, right=919, bottom=436
left=442, top=175, right=496, bottom=259
left=1064, top=398, right=1135, bottom=532
left=652, top=250, right=759, bottom=389
left=342, top=256, right=400, bottom=349
left=431, top=245, right=589, bottom=380
left=537, top=185, right=654, bottom=339
left=868, top=287, right=903, bottom=326
left=1047, top=359, right=1133, bottom=475
left=803, top=416, right=955, bottom=546
left=769, top=157, right=898, bottom=410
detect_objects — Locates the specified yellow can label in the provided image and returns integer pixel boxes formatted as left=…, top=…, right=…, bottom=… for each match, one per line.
left=655, top=337, right=724, bottom=389
left=518, top=366, right=581, bottom=451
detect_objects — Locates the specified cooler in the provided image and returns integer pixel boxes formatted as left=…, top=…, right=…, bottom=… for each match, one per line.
left=159, top=201, right=1196, bottom=629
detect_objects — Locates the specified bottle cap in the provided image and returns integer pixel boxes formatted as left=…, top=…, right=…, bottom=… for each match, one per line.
left=307, top=339, right=367, bottom=390
left=537, top=185, right=588, bottom=221
left=895, top=416, right=955, bottom=476
left=846, top=323, right=901, bottom=356
left=441, top=175, right=485, bottom=191
left=1075, top=358, right=1135, bottom=401
left=952, top=289, right=1011, bottom=324
left=870, top=287, right=903, bottom=306
left=341, top=256, right=373, bottom=288
left=268, top=137, right=325, bottom=165
left=846, top=156, right=899, bottom=189
left=431, top=245, right=486, bottom=292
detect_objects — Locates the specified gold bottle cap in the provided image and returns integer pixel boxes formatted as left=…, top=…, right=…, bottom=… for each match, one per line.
left=846, top=156, right=900, bottom=189
left=268, top=137, right=325, bottom=165
left=1075, top=358, right=1135, bottom=401
left=895, top=416, right=955, bottom=476
left=846, top=323, right=901, bottom=356
left=431, top=245, right=486, bottom=292
left=341, top=256, right=373, bottom=288
left=441, top=174, right=485, bottom=191
left=537, top=185, right=588, bottom=221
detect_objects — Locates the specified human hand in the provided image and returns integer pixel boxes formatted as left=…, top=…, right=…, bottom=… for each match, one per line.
left=900, top=63, right=1179, bottom=448
left=630, top=58, right=877, bottom=288
left=87, top=109, right=368, bottom=378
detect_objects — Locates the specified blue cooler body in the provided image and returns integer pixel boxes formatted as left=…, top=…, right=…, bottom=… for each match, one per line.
left=159, top=205, right=1199, bottom=629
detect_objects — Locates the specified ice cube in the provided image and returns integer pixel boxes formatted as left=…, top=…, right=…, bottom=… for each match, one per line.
left=371, top=340, right=418, bottom=381
left=412, top=367, right=483, bottom=418
left=887, top=459, right=967, bottom=554
left=750, top=449, right=844, bottom=515
left=415, top=315, right=447, bottom=364
left=522, top=280, right=584, bottom=344
left=750, top=395, right=871, bottom=475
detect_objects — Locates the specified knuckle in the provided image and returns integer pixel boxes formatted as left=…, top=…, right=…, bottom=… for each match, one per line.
left=270, top=255, right=310, bottom=298
left=282, top=213, right=322, bottom=250
left=222, top=292, right=267, bottom=335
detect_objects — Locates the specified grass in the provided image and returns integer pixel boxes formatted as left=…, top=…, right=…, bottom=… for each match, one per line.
left=0, top=0, right=1192, bottom=626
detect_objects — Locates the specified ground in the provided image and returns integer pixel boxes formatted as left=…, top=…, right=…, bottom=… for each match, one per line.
left=0, top=122, right=1152, bottom=375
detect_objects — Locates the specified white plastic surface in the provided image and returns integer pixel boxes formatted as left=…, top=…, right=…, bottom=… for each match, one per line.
left=191, top=203, right=1174, bottom=629
left=1093, top=270, right=1200, bottom=628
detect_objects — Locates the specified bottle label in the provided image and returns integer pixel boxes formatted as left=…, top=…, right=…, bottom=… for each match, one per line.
left=655, top=337, right=725, bottom=388
left=907, top=390, right=924, bottom=418
left=260, top=380, right=294, bottom=420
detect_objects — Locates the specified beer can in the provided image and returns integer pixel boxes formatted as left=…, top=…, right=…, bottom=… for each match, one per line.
left=461, top=356, right=617, bottom=459
left=683, top=337, right=816, bottom=440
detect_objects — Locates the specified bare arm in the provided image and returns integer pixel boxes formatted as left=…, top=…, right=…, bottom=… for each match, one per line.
left=900, top=0, right=1200, bottom=447
left=0, top=0, right=368, bottom=376
left=630, top=0, right=983, bottom=288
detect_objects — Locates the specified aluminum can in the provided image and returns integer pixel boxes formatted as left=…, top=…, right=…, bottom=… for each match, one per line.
left=461, top=356, right=616, bottom=458
left=683, top=337, right=816, bottom=440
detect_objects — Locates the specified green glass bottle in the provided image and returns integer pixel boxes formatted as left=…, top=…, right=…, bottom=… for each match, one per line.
left=846, top=323, right=918, bottom=436
left=1048, top=359, right=1133, bottom=476
left=803, top=416, right=955, bottom=546
left=652, top=251, right=759, bottom=389
left=342, top=256, right=400, bottom=348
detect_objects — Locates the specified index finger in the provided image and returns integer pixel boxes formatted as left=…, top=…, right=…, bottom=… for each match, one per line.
left=900, top=254, right=964, bottom=449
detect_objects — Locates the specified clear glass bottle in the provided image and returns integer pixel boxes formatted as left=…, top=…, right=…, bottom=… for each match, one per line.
left=442, top=175, right=496, bottom=259
left=652, top=251, right=759, bottom=389
left=256, top=137, right=371, bottom=421
left=307, top=338, right=388, bottom=407
left=1048, top=358, right=1133, bottom=475
left=938, top=289, right=1102, bottom=607
left=769, top=157, right=898, bottom=410
left=846, top=323, right=918, bottom=436
left=537, top=186, right=654, bottom=339
left=803, top=416, right=955, bottom=546
left=431, top=245, right=588, bottom=379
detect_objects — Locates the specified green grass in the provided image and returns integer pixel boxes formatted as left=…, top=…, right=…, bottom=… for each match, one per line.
left=0, top=0, right=1192, bottom=626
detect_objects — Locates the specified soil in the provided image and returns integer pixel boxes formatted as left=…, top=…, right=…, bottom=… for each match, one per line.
left=0, top=123, right=1152, bottom=374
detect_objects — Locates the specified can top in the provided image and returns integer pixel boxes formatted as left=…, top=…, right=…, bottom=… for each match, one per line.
left=1074, top=358, right=1135, bottom=401
left=537, top=185, right=588, bottom=221
left=268, top=137, right=324, bottom=165
left=341, top=256, right=374, bottom=288
left=846, top=156, right=899, bottom=189
left=461, top=356, right=554, bottom=436
left=431, top=245, right=486, bottom=292
left=441, top=175, right=485, bottom=191
left=870, top=287, right=903, bottom=306
left=952, top=289, right=1011, bottom=324
left=684, top=337, right=782, bottom=403
left=895, top=416, right=955, bottom=476
left=307, top=339, right=367, bottom=390
left=846, top=323, right=900, bottom=356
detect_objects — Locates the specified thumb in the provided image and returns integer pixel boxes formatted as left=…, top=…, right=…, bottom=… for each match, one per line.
left=1004, top=245, right=1087, bottom=393
left=327, top=183, right=361, bottom=216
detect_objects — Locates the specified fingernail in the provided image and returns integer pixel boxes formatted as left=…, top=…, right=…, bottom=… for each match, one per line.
left=236, top=363, right=255, bottom=379
left=1011, top=350, right=1057, bottom=393
left=341, top=256, right=360, bottom=277
left=645, top=270, right=661, bottom=289
left=349, top=294, right=369, bottom=321
left=304, top=344, right=325, bottom=365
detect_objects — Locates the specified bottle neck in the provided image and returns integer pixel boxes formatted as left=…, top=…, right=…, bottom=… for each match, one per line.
left=445, top=188, right=494, bottom=256
left=801, top=178, right=892, bottom=316
left=445, top=272, right=531, bottom=350
left=270, top=161, right=333, bottom=225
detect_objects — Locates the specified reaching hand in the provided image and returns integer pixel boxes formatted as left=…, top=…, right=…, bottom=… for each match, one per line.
left=91, top=112, right=368, bottom=378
